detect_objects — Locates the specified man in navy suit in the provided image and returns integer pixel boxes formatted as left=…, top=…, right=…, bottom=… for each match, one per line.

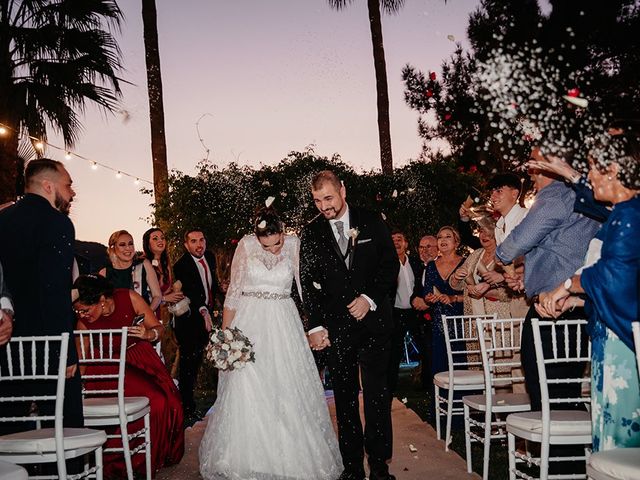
left=0, top=158, right=83, bottom=433
left=300, top=170, right=399, bottom=480
left=173, top=229, right=218, bottom=421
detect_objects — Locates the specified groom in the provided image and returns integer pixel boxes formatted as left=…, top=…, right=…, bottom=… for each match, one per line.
left=300, top=170, right=399, bottom=480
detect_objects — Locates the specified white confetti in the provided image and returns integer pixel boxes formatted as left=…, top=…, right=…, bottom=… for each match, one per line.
left=313, top=282, right=321, bottom=290
left=409, top=444, right=418, bottom=452
left=447, top=34, right=455, bottom=42
left=265, top=196, right=275, bottom=207
left=257, top=220, right=267, bottom=228
left=391, top=189, right=398, bottom=198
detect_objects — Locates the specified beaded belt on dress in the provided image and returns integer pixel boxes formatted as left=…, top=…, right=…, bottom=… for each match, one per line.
left=241, top=291, right=290, bottom=300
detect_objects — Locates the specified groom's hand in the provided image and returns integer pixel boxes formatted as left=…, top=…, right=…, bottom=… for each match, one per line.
left=308, top=329, right=330, bottom=351
left=347, top=296, right=370, bottom=321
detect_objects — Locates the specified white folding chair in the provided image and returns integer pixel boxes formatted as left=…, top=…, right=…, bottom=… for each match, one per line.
left=76, top=328, right=152, bottom=480
left=0, top=459, right=28, bottom=480
left=0, top=333, right=107, bottom=479
left=507, top=318, right=592, bottom=480
left=463, top=317, right=530, bottom=479
left=434, top=314, right=493, bottom=450
left=586, top=322, right=640, bottom=480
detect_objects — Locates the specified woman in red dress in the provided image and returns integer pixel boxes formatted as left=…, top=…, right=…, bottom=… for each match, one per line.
left=73, top=274, right=184, bottom=478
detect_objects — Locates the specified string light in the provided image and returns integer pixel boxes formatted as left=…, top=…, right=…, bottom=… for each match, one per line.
left=0, top=121, right=153, bottom=186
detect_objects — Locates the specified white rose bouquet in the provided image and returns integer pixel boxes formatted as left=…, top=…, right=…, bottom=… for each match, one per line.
left=206, top=327, right=256, bottom=371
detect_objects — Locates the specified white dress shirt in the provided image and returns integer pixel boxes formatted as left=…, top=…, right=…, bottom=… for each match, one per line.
left=495, top=204, right=528, bottom=245
left=394, top=256, right=415, bottom=309
left=191, top=254, right=213, bottom=308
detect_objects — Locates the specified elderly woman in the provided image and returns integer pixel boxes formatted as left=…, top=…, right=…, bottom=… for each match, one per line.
left=449, top=220, right=512, bottom=318
left=73, top=274, right=184, bottom=477
left=99, top=230, right=162, bottom=311
left=537, top=132, right=640, bottom=452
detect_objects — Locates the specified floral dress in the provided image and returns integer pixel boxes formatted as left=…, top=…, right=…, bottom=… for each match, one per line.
left=582, top=196, right=640, bottom=451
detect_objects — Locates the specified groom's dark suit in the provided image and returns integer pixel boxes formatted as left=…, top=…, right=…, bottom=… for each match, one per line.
left=300, top=206, right=398, bottom=479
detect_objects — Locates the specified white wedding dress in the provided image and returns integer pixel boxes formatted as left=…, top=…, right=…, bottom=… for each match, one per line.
left=199, top=234, right=342, bottom=480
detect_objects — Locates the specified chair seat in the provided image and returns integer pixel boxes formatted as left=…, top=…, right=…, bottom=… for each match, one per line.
left=83, top=396, right=150, bottom=418
left=0, top=428, right=106, bottom=454
left=434, top=370, right=484, bottom=388
left=588, top=448, right=640, bottom=480
left=463, top=392, right=531, bottom=412
left=506, top=410, right=591, bottom=436
left=0, top=460, right=28, bottom=480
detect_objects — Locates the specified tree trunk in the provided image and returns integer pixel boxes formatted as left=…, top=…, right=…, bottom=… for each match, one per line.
left=142, top=0, right=169, bottom=208
left=367, top=0, right=393, bottom=174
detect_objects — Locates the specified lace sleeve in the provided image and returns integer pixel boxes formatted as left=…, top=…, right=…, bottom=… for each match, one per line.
left=289, top=235, right=303, bottom=303
left=223, top=235, right=249, bottom=311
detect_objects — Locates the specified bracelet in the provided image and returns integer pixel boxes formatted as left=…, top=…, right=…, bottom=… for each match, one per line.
left=150, top=327, right=159, bottom=342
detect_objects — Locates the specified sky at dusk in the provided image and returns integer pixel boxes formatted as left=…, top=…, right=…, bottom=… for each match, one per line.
left=51, top=0, right=484, bottom=245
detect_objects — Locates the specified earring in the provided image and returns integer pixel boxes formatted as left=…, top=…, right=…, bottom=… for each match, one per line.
left=607, top=175, right=613, bottom=181
left=101, top=302, right=105, bottom=313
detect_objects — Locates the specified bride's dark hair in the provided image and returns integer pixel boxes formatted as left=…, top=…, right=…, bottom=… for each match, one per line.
left=254, top=206, right=284, bottom=237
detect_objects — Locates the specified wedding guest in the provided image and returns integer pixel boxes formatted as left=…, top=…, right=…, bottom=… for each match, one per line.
left=173, top=228, right=219, bottom=423
left=0, top=159, right=84, bottom=437
left=388, top=229, right=425, bottom=398
left=73, top=274, right=184, bottom=477
left=411, top=235, right=438, bottom=389
left=0, top=261, right=14, bottom=346
left=142, top=227, right=184, bottom=309
left=449, top=221, right=512, bottom=318
left=99, top=230, right=162, bottom=312
left=422, top=226, right=465, bottom=417
left=536, top=133, right=640, bottom=452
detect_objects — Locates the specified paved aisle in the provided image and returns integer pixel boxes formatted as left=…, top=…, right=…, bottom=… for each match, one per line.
left=157, top=395, right=480, bottom=479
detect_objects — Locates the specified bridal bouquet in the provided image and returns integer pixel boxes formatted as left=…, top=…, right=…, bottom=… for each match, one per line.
left=206, top=327, right=255, bottom=371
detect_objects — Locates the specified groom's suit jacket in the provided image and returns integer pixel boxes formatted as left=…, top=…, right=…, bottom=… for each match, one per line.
left=300, top=206, right=399, bottom=333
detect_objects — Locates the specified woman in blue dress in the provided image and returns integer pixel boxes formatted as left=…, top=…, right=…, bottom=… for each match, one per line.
left=538, top=133, right=640, bottom=452
left=422, top=226, right=466, bottom=389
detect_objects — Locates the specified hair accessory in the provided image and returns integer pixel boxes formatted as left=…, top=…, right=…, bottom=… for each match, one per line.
left=257, top=220, right=267, bottom=228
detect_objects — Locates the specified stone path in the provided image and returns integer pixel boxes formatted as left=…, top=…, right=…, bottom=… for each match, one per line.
left=157, top=395, right=480, bottom=480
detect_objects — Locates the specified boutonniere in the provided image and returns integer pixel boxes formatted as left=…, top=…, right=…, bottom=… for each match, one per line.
left=348, top=227, right=360, bottom=244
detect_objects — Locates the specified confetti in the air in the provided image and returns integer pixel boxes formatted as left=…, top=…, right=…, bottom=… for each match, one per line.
left=265, top=196, right=275, bottom=207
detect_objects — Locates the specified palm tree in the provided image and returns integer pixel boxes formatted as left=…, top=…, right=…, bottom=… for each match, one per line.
left=327, top=0, right=404, bottom=174
left=0, top=0, right=124, bottom=203
left=141, top=0, right=168, bottom=206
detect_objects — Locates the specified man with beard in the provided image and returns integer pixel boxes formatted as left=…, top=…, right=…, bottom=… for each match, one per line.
left=300, top=170, right=398, bottom=480
left=0, top=158, right=83, bottom=435
left=173, top=229, right=218, bottom=424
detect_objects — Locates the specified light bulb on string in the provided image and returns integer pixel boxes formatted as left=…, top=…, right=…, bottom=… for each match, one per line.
left=0, top=126, right=7, bottom=135
left=115, top=171, right=122, bottom=179
left=134, top=178, right=140, bottom=185
left=34, top=141, right=44, bottom=150
left=91, top=162, right=98, bottom=170
left=64, top=152, right=72, bottom=160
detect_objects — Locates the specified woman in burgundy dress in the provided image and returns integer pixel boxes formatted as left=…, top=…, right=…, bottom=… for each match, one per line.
left=73, top=274, right=184, bottom=478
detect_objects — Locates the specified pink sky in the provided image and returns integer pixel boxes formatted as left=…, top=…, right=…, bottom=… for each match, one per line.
left=50, top=0, right=481, bottom=245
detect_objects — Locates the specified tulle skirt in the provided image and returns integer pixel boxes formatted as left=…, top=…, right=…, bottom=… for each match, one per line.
left=199, top=296, right=342, bottom=480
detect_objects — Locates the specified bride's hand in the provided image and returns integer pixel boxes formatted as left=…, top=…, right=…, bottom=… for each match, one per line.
left=307, top=329, right=330, bottom=351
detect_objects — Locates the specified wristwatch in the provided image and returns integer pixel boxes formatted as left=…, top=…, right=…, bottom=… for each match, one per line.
left=563, top=277, right=572, bottom=292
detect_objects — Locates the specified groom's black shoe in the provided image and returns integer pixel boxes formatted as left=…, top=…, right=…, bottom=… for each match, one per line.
left=338, top=469, right=366, bottom=480
left=368, top=462, right=395, bottom=480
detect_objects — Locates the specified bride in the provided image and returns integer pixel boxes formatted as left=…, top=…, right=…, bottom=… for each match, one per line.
left=199, top=207, right=342, bottom=480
